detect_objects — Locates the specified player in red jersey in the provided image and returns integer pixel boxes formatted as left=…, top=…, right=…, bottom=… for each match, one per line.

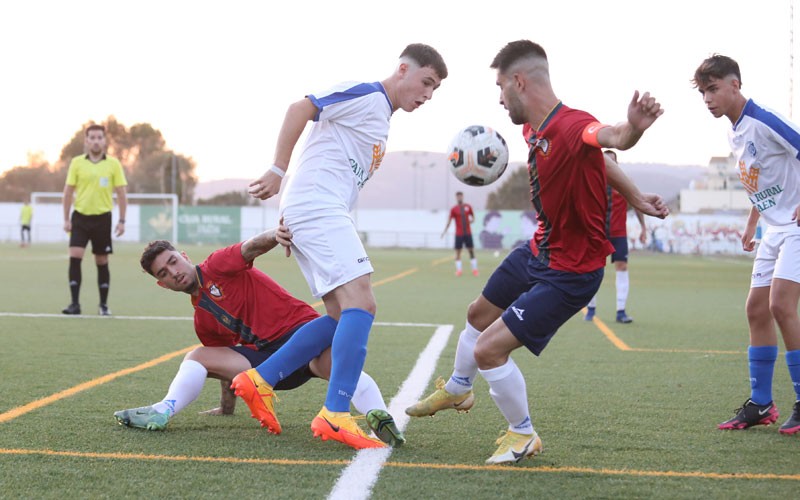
left=113, top=227, right=404, bottom=446
left=585, top=150, right=647, bottom=324
left=406, top=40, right=668, bottom=464
left=443, top=191, right=478, bottom=276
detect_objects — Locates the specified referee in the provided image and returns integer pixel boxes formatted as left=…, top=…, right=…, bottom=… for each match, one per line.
left=61, top=124, right=128, bottom=316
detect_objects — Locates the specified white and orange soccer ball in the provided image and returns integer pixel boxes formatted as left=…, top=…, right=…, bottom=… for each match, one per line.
left=447, top=125, right=509, bottom=186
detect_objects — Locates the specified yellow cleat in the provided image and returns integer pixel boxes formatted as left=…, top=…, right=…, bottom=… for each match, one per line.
left=405, top=377, right=475, bottom=417
left=311, top=407, right=387, bottom=450
left=485, top=430, right=542, bottom=465
left=230, top=369, right=281, bottom=434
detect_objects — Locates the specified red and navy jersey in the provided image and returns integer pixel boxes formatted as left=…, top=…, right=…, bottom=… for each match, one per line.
left=606, top=187, right=628, bottom=238
left=448, top=203, right=474, bottom=236
left=521, top=103, right=614, bottom=273
left=190, top=243, right=319, bottom=350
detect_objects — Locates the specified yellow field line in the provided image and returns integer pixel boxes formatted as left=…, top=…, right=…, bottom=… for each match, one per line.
left=584, top=308, right=631, bottom=351
left=629, top=347, right=745, bottom=355
left=1, top=448, right=798, bottom=481
left=0, top=345, right=198, bottom=424
left=373, top=267, right=419, bottom=286
left=582, top=308, right=745, bottom=355
left=431, top=256, right=452, bottom=266
left=309, top=267, right=419, bottom=308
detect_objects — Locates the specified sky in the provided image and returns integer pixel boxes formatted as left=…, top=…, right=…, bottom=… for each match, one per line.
left=1, top=0, right=798, bottom=181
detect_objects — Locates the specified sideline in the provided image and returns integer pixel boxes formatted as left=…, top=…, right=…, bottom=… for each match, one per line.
left=1, top=447, right=797, bottom=482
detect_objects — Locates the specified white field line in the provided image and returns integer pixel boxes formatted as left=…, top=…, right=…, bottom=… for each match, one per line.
left=0, top=312, right=443, bottom=328
left=327, top=324, right=454, bottom=500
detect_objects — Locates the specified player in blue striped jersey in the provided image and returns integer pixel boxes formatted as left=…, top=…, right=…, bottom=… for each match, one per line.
left=694, top=54, right=800, bottom=434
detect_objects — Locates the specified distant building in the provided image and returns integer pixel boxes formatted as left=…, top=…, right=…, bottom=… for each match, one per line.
left=679, top=155, right=750, bottom=213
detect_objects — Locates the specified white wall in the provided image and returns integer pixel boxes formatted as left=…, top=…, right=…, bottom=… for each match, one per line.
left=0, top=202, right=758, bottom=256
left=679, top=189, right=751, bottom=213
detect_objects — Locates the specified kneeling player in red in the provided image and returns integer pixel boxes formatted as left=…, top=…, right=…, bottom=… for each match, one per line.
left=113, top=227, right=404, bottom=447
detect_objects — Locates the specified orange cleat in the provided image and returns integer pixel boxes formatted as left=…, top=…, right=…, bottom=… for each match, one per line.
left=311, top=406, right=387, bottom=449
left=231, top=369, right=281, bottom=434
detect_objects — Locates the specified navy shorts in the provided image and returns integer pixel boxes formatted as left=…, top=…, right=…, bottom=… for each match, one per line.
left=455, top=234, right=474, bottom=250
left=69, top=211, right=113, bottom=255
left=609, top=236, right=629, bottom=263
left=482, top=243, right=603, bottom=355
left=228, top=324, right=316, bottom=391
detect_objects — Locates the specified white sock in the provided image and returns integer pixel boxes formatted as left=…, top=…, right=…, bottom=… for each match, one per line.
left=350, top=371, right=387, bottom=415
left=587, top=295, right=597, bottom=308
left=470, top=258, right=478, bottom=271
left=152, top=359, right=208, bottom=416
left=479, top=358, right=533, bottom=434
left=455, top=260, right=463, bottom=272
left=616, top=270, right=629, bottom=311
left=444, top=322, right=481, bottom=395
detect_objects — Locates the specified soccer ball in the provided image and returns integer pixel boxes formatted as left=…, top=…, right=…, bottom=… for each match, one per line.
left=447, top=125, right=509, bottom=186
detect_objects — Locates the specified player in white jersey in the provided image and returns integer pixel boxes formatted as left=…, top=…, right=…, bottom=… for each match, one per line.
left=694, top=54, right=800, bottom=435
left=231, top=44, right=449, bottom=450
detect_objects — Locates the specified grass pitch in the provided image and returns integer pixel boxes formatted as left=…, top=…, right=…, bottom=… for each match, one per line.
left=0, top=243, right=797, bottom=499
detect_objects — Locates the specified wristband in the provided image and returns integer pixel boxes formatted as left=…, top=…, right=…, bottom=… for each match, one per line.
left=581, top=121, right=609, bottom=148
left=269, top=165, right=286, bottom=178
left=118, top=219, right=125, bottom=223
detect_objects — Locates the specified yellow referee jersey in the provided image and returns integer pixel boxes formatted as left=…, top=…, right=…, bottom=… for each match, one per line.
left=65, top=154, right=128, bottom=215
left=20, top=204, right=33, bottom=225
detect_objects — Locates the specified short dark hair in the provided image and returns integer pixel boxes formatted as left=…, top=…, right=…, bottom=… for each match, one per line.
left=400, top=43, right=448, bottom=80
left=490, top=40, right=548, bottom=73
left=692, top=54, right=741, bottom=88
left=456, top=191, right=463, bottom=196
left=140, top=240, right=176, bottom=276
left=85, top=124, right=106, bottom=137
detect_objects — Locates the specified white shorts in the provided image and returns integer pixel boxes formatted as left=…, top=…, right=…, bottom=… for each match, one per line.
left=285, top=213, right=373, bottom=298
left=751, top=231, right=800, bottom=287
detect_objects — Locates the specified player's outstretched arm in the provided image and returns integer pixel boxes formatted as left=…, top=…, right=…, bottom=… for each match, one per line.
left=240, top=223, right=293, bottom=262
left=597, top=91, right=664, bottom=151
left=249, top=98, right=317, bottom=200
left=605, top=154, right=669, bottom=219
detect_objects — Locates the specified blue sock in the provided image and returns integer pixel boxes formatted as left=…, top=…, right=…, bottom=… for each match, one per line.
left=749, top=345, right=778, bottom=405
left=786, top=349, right=800, bottom=401
left=255, top=315, right=337, bottom=387
left=324, top=308, right=374, bottom=412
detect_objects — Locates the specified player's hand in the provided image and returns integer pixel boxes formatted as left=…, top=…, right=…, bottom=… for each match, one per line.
left=248, top=170, right=283, bottom=200
left=114, top=221, right=125, bottom=237
left=627, top=90, right=664, bottom=133
left=63, top=220, right=71, bottom=233
left=741, top=225, right=757, bottom=252
left=276, top=217, right=292, bottom=257
left=631, top=193, right=669, bottom=219
left=794, top=204, right=800, bottom=226
left=639, top=229, right=647, bottom=245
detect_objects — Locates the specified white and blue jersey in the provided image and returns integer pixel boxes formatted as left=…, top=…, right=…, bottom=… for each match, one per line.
left=280, top=81, right=393, bottom=223
left=730, top=99, right=800, bottom=233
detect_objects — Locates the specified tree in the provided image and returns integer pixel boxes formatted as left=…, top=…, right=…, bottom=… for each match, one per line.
left=0, top=153, right=64, bottom=201
left=0, top=116, right=198, bottom=203
left=486, top=164, right=533, bottom=210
